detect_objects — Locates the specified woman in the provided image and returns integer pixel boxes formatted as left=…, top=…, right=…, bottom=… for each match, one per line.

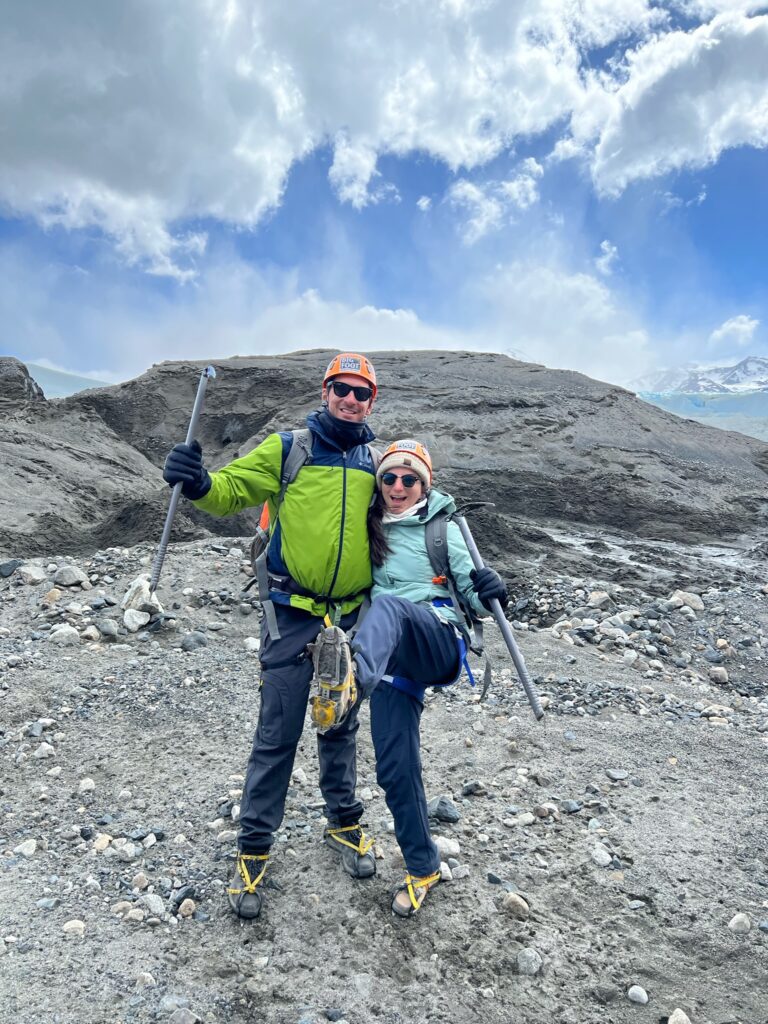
left=350, top=439, right=508, bottom=917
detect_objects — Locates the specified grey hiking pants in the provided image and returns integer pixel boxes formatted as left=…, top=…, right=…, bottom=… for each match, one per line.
left=238, top=602, right=364, bottom=855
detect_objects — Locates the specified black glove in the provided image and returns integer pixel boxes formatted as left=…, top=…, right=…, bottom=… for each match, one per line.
left=471, top=566, right=508, bottom=611
left=163, top=440, right=211, bottom=500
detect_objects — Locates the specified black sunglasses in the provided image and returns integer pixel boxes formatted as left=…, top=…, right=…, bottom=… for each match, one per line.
left=328, top=380, right=374, bottom=402
left=381, top=472, right=421, bottom=488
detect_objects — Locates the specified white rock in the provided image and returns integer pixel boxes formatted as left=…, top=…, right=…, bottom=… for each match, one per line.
left=139, top=894, right=166, bottom=917
left=439, top=861, right=453, bottom=882
left=135, top=972, right=157, bottom=989
left=13, top=839, right=37, bottom=858
left=62, top=920, right=85, bottom=936
left=19, top=565, right=47, bottom=585
left=434, top=836, right=461, bottom=858
left=48, top=625, right=80, bottom=647
left=78, top=777, right=96, bottom=794
left=178, top=899, right=196, bottom=918
left=244, top=637, right=260, bottom=652
left=124, top=609, right=151, bottom=633
left=121, top=575, right=163, bottom=614
left=32, top=743, right=55, bottom=760
left=668, top=1010, right=692, bottom=1024
left=501, top=892, right=530, bottom=920
left=591, top=845, right=612, bottom=868
left=627, top=986, right=648, bottom=1004
left=728, top=912, right=751, bottom=933
left=669, top=589, right=704, bottom=611
left=292, top=767, right=308, bottom=785
left=93, top=833, right=111, bottom=852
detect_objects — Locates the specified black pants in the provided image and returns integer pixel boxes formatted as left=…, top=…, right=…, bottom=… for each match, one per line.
left=238, top=603, right=364, bottom=854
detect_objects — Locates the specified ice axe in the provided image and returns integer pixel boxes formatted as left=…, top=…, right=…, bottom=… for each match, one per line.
left=454, top=502, right=545, bottom=721
left=149, top=365, right=217, bottom=594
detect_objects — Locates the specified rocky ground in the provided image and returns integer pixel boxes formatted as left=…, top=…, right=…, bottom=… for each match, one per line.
left=1, top=539, right=767, bottom=1024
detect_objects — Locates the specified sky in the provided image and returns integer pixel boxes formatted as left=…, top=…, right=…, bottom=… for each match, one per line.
left=1, top=0, right=768, bottom=387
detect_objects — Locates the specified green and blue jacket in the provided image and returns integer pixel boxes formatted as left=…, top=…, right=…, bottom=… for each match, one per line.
left=194, top=411, right=376, bottom=617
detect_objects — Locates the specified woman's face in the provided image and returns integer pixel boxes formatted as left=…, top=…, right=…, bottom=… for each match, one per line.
left=380, top=467, right=426, bottom=514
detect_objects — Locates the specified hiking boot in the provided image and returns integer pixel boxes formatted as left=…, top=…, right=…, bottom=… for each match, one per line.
left=324, top=823, right=376, bottom=879
left=227, top=852, right=269, bottom=919
left=391, top=870, right=441, bottom=918
left=309, top=623, right=358, bottom=733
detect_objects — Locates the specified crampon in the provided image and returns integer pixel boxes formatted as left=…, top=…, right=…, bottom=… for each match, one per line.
left=309, top=616, right=357, bottom=733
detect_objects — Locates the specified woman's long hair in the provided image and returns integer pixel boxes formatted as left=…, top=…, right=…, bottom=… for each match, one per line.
left=367, top=490, right=391, bottom=567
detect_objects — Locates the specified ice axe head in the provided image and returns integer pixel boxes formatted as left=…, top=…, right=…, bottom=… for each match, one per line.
left=455, top=501, right=495, bottom=518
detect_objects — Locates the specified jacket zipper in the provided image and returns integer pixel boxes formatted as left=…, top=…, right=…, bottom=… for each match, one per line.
left=326, top=450, right=347, bottom=603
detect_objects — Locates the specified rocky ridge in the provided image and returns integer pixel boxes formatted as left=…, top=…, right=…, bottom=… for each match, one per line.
left=2, top=351, right=768, bottom=592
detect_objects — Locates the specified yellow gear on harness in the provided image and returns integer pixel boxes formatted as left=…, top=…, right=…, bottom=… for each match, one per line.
left=309, top=617, right=358, bottom=733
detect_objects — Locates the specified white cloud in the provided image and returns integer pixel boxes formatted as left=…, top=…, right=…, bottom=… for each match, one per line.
left=4, top=1, right=767, bottom=274
left=448, top=158, right=544, bottom=242
left=0, top=238, right=655, bottom=388
left=708, top=313, right=760, bottom=348
left=569, top=13, right=768, bottom=194
left=448, top=180, right=505, bottom=244
left=595, top=239, right=619, bottom=275
left=1, top=0, right=666, bottom=273
left=478, top=262, right=652, bottom=384
left=417, top=196, right=432, bottom=212
left=499, top=158, right=544, bottom=211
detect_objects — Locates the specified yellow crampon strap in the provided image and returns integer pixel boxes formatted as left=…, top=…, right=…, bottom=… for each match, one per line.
left=403, top=870, right=441, bottom=912
left=323, top=614, right=333, bottom=628
left=226, top=853, right=269, bottom=895
left=325, top=824, right=374, bottom=857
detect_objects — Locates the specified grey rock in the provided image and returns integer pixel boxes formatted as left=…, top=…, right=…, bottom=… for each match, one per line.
left=181, top=632, right=208, bottom=652
left=427, top=795, right=461, bottom=823
left=54, top=566, right=89, bottom=587
left=0, top=559, right=22, bottom=577
left=606, top=769, right=629, bottom=781
left=517, top=947, right=543, bottom=976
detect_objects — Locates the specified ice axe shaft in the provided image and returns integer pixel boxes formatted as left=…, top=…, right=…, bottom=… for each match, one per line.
left=149, top=365, right=216, bottom=593
left=454, top=511, right=544, bottom=721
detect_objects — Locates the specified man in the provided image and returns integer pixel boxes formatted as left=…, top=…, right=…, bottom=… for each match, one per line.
left=163, top=353, right=379, bottom=919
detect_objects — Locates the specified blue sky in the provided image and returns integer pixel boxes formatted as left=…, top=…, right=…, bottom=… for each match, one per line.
left=1, top=1, right=768, bottom=386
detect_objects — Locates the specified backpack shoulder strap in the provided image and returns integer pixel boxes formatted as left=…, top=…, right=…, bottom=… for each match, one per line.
left=425, top=509, right=486, bottom=657
left=424, top=510, right=450, bottom=583
left=247, top=427, right=314, bottom=637
left=368, top=444, right=383, bottom=471
left=279, top=427, right=313, bottom=502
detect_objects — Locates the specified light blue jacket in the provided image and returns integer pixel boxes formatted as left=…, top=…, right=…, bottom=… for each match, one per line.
left=371, top=489, right=487, bottom=629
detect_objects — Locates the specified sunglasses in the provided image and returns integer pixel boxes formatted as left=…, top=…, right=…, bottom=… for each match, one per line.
left=381, top=472, right=421, bottom=488
left=328, top=380, right=374, bottom=402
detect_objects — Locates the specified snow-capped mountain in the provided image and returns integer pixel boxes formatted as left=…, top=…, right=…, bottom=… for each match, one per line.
left=632, top=356, right=768, bottom=395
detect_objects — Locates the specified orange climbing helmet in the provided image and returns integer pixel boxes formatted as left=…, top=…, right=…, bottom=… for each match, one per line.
left=323, top=352, right=378, bottom=397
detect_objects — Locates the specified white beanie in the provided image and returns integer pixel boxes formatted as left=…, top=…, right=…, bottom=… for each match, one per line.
left=376, top=451, right=431, bottom=489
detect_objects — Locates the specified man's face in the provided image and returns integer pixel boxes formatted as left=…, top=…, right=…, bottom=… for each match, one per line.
left=323, top=373, right=376, bottom=422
